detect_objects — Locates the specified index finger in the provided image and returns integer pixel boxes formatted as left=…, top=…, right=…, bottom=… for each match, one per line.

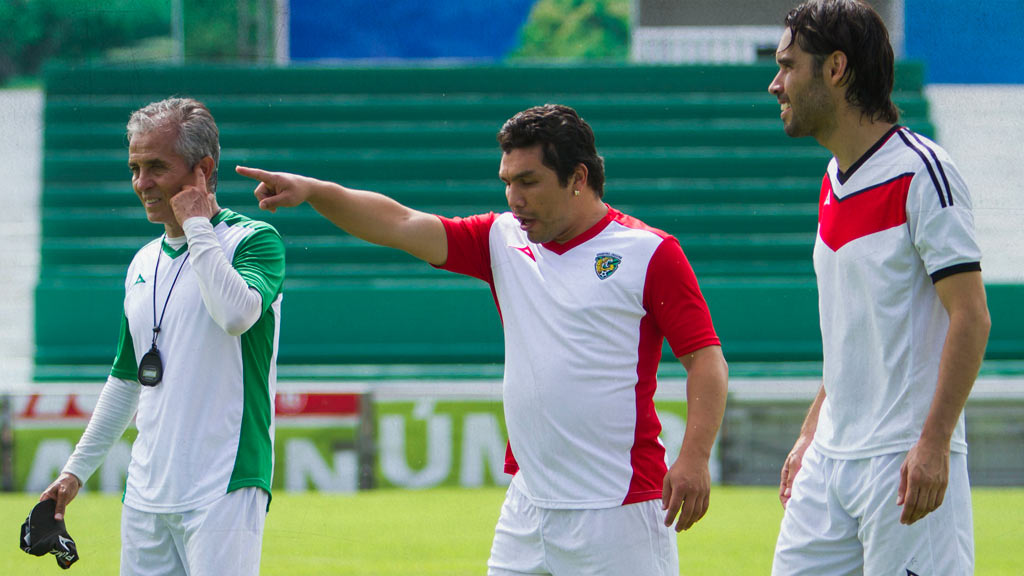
left=779, top=462, right=790, bottom=499
left=44, top=478, right=74, bottom=520
left=236, top=165, right=274, bottom=182
left=54, top=488, right=70, bottom=520
left=663, top=490, right=683, bottom=528
left=191, top=163, right=208, bottom=192
left=900, top=484, right=920, bottom=524
left=897, top=460, right=908, bottom=505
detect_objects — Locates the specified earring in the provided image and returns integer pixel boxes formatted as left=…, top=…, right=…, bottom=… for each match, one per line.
left=573, top=189, right=580, bottom=197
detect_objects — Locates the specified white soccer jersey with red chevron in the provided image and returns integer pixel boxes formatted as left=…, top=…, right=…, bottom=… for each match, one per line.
left=812, top=125, right=982, bottom=459
left=438, top=207, right=719, bottom=509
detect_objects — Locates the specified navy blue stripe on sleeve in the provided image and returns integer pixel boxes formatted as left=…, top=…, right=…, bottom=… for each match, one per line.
left=930, top=261, right=981, bottom=283
left=908, top=130, right=954, bottom=207
left=897, top=129, right=948, bottom=208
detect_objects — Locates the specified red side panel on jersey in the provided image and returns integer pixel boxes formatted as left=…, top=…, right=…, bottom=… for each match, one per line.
left=623, top=310, right=669, bottom=504
left=622, top=238, right=721, bottom=505
left=504, top=443, right=519, bottom=476
left=818, top=173, right=912, bottom=252
left=437, top=212, right=519, bottom=474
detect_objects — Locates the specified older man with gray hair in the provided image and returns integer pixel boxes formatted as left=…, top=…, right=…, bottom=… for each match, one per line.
left=39, top=97, right=286, bottom=575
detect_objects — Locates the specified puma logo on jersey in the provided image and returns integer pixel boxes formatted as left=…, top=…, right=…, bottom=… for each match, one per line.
left=513, top=245, right=536, bottom=261
left=594, top=253, right=622, bottom=280
left=133, top=274, right=146, bottom=285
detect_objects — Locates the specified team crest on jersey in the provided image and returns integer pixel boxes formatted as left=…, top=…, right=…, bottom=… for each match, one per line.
left=594, top=252, right=622, bottom=280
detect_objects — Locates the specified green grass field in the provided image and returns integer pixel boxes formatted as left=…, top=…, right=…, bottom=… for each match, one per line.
left=3, top=487, right=1022, bottom=575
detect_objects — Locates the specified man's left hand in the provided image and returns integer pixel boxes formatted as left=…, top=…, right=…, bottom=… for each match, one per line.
left=897, top=440, right=950, bottom=525
left=662, top=451, right=710, bottom=532
left=171, top=164, right=216, bottom=224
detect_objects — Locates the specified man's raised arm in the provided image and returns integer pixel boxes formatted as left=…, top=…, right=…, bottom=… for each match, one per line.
left=236, top=166, right=448, bottom=266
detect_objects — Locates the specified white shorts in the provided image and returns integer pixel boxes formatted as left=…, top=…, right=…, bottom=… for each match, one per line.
left=120, top=487, right=269, bottom=576
left=772, top=445, right=973, bottom=576
left=487, top=478, right=678, bottom=576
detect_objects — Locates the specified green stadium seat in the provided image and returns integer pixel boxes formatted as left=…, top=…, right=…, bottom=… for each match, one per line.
left=34, top=62, right=1021, bottom=381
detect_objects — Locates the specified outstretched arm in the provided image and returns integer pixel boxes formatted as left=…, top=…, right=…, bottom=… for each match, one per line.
left=898, top=270, right=989, bottom=525
left=663, top=344, right=728, bottom=532
left=236, top=166, right=448, bottom=266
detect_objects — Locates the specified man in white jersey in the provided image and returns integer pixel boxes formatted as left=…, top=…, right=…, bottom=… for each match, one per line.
left=236, top=104, right=728, bottom=575
left=39, top=98, right=285, bottom=576
left=768, top=2, right=991, bottom=574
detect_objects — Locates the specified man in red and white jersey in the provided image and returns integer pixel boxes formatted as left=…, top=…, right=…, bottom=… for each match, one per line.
left=237, top=104, right=728, bottom=575
left=769, top=1, right=991, bottom=574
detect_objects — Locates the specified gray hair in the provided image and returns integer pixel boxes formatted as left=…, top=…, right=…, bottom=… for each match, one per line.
left=126, top=97, right=221, bottom=193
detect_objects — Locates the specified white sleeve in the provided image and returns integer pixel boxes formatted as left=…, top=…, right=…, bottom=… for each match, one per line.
left=183, top=216, right=263, bottom=336
left=903, top=135, right=982, bottom=280
left=909, top=153, right=987, bottom=278
left=62, top=376, right=140, bottom=484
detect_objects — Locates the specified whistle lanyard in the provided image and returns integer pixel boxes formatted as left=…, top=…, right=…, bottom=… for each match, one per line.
left=152, top=242, right=190, bottom=348
left=138, top=239, right=189, bottom=386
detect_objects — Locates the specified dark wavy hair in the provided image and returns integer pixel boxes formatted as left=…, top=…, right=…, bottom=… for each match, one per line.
left=784, top=0, right=899, bottom=123
left=497, top=104, right=606, bottom=198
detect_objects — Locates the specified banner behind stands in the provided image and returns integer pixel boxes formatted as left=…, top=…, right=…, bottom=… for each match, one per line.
left=8, top=388, right=698, bottom=493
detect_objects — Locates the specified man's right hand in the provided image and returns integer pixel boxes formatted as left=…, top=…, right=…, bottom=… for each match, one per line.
left=235, top=166, right=315, bottom=213
left=779, top=436, right=812, bottom=508
left=39, top=473, right=82, bottom=521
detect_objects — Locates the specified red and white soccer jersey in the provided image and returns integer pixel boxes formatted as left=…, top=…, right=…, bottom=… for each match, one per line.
left=438, top=206, right=719, bottom=509
left=813, top=126, right=982, bottom=459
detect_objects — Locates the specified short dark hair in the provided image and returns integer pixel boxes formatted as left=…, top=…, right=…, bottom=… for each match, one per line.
left=784, top=0, right=899, bottom=123
left=497, top=104, right=606, bottom=197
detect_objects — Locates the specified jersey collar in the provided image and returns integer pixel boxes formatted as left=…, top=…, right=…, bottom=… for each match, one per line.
left=160, top=238, right=188, bottom=259
left=836, top=125, right=902, bottom=185
left=542, top=205, right=615, bottom=255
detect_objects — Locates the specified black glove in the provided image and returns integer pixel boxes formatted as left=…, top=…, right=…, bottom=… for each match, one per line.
left=19, top=499, right=79, bottom=569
